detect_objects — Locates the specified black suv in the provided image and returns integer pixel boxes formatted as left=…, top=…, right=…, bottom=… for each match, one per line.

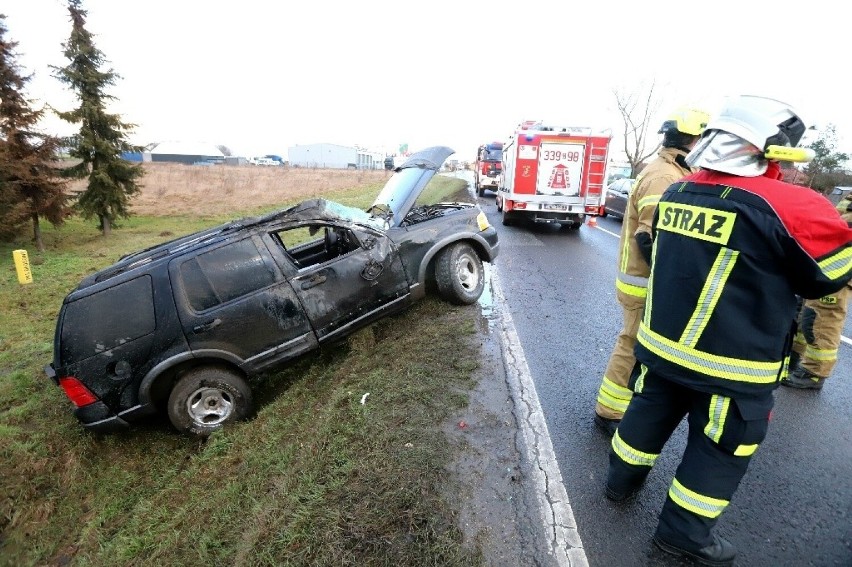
left=46, top=147, right=499, bottom=437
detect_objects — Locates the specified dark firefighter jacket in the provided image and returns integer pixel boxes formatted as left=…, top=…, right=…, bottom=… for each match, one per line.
left=635, top=161, right=852, bottom=401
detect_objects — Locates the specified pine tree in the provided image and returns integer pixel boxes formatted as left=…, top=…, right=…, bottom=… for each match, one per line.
left=51, top=0, right=143, bottom=236
left=0, top=14, right=69, bottom=251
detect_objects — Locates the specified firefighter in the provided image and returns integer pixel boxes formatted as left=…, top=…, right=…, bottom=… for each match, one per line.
left=605, top=95, right=852, bottom=565
left=784, top=197, right=852, bottom=389
left=594, top=108, right=710, bottom=436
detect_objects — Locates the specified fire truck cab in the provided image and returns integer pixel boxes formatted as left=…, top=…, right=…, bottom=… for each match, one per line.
left=474, top=142, right=503, bottom=197
left=497, top=121, right=611, bottom=229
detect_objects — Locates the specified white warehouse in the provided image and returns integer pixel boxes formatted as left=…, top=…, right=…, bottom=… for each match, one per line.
left=287, top=143, right=383, bottom=169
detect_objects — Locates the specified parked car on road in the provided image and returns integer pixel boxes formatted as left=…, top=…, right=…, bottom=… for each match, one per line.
left=45, top=147, right=499, bottom=437
left=601, top=178, right=634, bottom=220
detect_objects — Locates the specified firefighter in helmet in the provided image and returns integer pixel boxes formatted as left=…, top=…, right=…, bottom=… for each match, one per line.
left=594, top=108, right=710, bottom=436
left=784, top=195, right=852, bottom=389
left=604, top=95, right=852, bottom=565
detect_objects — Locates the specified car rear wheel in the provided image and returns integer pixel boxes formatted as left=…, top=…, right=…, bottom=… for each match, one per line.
left=167, top=365, right=253, bottom=437
left=435, top=242, right=484, bottom=305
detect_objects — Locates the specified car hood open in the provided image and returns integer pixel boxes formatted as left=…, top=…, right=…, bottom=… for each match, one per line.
left=371, top=146, right=455, bottom=227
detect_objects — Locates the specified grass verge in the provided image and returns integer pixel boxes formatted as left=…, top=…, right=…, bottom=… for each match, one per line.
left=0, top=173, right=487, bottom=566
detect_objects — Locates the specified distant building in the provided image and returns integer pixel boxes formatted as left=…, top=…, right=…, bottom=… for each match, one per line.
left=288, top=143, right=383, bottom=169
left=224, top=156, right=248, bottom=166
left=149, top=142, right=225, bottom=165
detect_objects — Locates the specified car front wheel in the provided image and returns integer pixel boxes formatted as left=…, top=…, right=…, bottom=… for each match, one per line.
left=435, top=242, right=485, bottom=305
left=167, top=365, right=253, bottom=437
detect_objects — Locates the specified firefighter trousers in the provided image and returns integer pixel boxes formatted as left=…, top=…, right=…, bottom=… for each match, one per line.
left=606, top=366, right=773, bottom=550
left=792, top=284, right=851, bottom=378
left=596, top=298, right=644, bottom=420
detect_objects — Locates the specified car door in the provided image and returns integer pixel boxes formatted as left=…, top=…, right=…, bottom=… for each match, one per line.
left=269, top=223, right=411, bottom=342
left=171, top=235, right=318, bottom=372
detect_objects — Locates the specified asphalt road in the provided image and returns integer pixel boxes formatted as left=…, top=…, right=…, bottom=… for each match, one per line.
left=471, top=180, right=852, bottom=567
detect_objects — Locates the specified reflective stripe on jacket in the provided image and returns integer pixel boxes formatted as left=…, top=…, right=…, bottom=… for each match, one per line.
left=636, top=162, right=852, bottom=398
left=616, top=148, right=692, bottom=304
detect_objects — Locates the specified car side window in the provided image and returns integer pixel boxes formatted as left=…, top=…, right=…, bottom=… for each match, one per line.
left=60, top=275, right=155, bottom=363
left=179, top=238, right=277, bottom=311
left=273, top=224, right=362, bottom=269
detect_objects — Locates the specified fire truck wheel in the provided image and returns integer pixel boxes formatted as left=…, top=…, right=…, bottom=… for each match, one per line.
left=496, top=197, right=503, bottom=212
left=478, top=185, right=485, bottom=197
left=435, top=242, right=484, bottom=305
left=501, top=208, right=514, bottom=226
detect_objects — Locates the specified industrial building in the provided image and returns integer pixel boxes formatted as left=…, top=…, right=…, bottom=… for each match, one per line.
left=149, top=142, right=225, bottom=165
left=287, top=143, right=383, bottom=169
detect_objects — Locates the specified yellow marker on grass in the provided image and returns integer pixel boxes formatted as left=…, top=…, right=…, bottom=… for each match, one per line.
left=13, top=249, right=33, bottom=284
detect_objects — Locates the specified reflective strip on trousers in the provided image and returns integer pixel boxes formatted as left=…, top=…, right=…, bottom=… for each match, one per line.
left=703, top=394, right=730, bottom=444
left=804, top=344, right=838, bottom=362
left=635, top=364, right=648, bottom=393
left=638, top=323, right=782, bottom=384
left=616, top=273, right=648, bottom=298
left=611, top=430, right=659, bottom=467
left=734, top=444, right=758, bottom=456
left=669, top=478, right=729, bottom=519
left=597, top=376, right=633, bottom=413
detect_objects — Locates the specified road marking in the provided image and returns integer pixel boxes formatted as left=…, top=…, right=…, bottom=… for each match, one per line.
left=594, top=221, right=852, bottom=346
left=593, top=224, right=620, bottom=239
left=491, top=269, right=589, bottom=567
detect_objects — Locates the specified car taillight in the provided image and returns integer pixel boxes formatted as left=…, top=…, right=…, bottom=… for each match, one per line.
left=59, top=377, right=98, bottom=407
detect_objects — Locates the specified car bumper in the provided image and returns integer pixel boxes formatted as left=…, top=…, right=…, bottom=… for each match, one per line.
left=46, top=363, right=138, bottom=433
left=480, top=176, right=499, bottom=188
left=75, top=402, right=131, bottom=432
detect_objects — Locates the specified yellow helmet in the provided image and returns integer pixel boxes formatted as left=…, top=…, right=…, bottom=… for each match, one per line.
left=659, top=108, right=711, bottom=136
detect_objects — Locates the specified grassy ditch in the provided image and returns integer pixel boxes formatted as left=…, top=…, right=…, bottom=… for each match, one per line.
left=0, top=168, right=486, bottom=566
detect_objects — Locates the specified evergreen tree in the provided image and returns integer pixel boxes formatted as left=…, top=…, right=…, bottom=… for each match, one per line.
left=0, top=14, right=69, bottom=251
left=51, top=0, right=143, bottom=236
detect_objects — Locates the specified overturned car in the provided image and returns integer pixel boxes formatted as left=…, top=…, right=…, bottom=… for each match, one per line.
left=45, top=147, right=499, bottom=437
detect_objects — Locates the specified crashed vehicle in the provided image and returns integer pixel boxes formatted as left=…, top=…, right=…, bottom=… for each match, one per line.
left=45, top=147, right=499, bottom=437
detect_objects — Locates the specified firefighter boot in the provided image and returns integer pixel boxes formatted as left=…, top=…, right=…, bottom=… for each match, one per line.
left=652, top=533, right=736, bottom=567
left=594, top=414, right=620, bottom=437
left=781, top=366, right=826, bottom=390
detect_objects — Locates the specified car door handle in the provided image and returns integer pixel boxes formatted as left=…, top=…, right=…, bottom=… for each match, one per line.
left=301, top=273, right=327, bottom=290
left=193, top=318, right=222, bottom=334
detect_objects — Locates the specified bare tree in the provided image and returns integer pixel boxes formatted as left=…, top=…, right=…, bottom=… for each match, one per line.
left=614, top=81, right=663, bottom=177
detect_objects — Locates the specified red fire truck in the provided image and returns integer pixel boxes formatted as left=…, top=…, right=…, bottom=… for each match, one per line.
left=496, top=121, right=611, bottom=229
left=474, top=141, right=503, bottom=197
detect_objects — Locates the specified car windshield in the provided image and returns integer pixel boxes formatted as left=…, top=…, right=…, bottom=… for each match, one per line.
left=371, top=167, right=429, bottom=220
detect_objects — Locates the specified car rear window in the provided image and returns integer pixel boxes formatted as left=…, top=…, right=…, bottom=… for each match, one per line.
left=60, top=275, right=155, bottom=364
left=179, top=238, right=277, bottom=311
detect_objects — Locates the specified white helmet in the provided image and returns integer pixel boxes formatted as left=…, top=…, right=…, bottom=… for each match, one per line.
left=686, top=95, right=807, bottom=176
left=703, top=95, right=806, bottom=151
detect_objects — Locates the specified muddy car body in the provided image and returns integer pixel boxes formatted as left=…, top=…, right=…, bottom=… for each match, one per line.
left=46, top=147, right=499, bottom=436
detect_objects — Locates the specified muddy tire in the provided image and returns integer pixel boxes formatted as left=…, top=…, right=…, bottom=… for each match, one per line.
left=167, top=365, right=253, bottom=437
left=435, top=242, right=484, bottom=305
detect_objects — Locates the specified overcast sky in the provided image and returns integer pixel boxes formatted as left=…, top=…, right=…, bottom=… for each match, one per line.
left=3, top=0, right=849, bottom=162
